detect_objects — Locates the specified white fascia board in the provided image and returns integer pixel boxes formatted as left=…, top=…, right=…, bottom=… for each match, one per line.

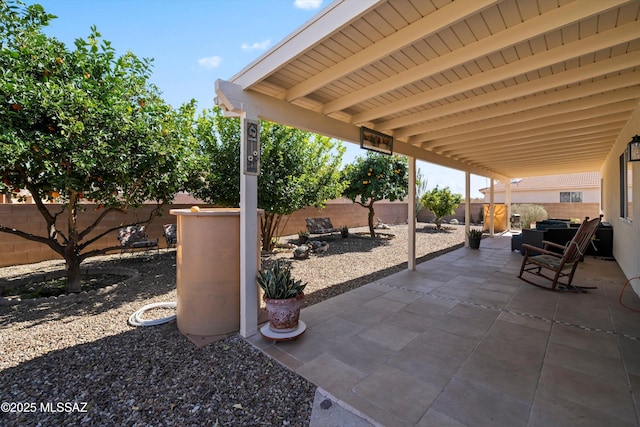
left=215, top=79, right=508, bottom=182
left=229, top=0, right=382, bottom=89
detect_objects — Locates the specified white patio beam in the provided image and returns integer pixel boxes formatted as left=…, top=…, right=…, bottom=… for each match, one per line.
left=436, top=113, right=630, bottom=154
left=430, top=102, right=637, bottom=151
left=215, top=79, right=508, bottom=182
left=401, top=84, right=640, bottom=142
left=286, top=0, right=498, bottom=102
left=381, top=57, right=640, bottom=135
left=323, top=0, right=629, bottom=115
left=408, top=156, right=416, bottom=271
left=352, top=22, right=640, bottom=125
left=489, top=180, right=495, bottom=237
left=230, top=0, right=382, bottom=90
left=465, top=172, right=471, bottom=248
left=454, top=132, right=620, bottom=160
left=505, top=182, right=512, bottom=232
left=239, top=112, right=259, bottom=338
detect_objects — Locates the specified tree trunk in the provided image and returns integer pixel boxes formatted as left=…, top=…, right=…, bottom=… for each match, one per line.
left=368, top=204, right=376, bottom=238
left=261, top=213, right=282, bottom=252
left=65, top=196, right=82, bottom=293
left=64, top=245, right=82, bottom=293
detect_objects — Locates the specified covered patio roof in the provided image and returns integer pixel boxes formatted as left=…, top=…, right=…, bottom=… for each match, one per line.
left=216, top=0, right=640, bottom=180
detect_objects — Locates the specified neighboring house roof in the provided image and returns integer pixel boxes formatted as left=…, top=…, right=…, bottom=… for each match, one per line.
left=479, top=172, right=601, bottom=194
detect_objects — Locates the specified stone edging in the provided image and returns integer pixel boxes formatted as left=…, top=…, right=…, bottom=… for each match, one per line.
left=0, top=267, right=139, bottom=306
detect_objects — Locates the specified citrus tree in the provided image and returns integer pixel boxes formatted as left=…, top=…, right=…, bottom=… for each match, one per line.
left=420, top=186, right=463, bottom=229
left=193, top=107, right=346, bottom=251
left=415, top=168, right=428, bottom=216
left=341, top=152, right=408, bottom=237
left=0, top=1, right=199, bottom=292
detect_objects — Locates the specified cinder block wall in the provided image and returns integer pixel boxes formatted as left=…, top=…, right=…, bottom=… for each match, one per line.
left=535, top=203, right=601, bottom=221
left=1, top=200, right=599, bottom=267
left=416, top=202, right=600, bottom=225
left=0, top=204, right=201, bottom=267
left=0, top=201, right=408, bottom=267
left=418, top=202, right=486, bottom=223
left=278, top=200, right=408, bottom=236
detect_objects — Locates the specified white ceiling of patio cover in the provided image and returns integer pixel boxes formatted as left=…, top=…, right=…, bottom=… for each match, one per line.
left=221, top=0, right=640, bottom=179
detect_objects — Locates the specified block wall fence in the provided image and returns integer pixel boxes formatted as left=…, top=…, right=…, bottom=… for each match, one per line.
left=0, top=201, right=598, bottom=268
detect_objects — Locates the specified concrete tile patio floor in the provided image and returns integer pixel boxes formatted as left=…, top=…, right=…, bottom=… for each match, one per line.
left=248, top=235, right=640, bottom=426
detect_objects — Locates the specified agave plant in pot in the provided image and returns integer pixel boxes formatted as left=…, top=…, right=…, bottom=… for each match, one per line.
left=257, top=261, right=307, bottom=333
left=467, top=228, right=483, bottom=249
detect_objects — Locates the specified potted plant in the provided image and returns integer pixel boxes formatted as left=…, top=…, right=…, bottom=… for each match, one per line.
left=340, top=225, right=349, bottom=238
left=467, top=228, right=483, bottom=249
left=257, top=261, right=307, bottom=332
left=298, top=230, right=309, bottom=243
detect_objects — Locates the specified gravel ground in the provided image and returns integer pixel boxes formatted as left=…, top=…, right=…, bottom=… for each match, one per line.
left=0, top=223, right=465, bottom=426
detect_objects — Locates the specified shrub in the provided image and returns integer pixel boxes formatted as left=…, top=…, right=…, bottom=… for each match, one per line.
left=511, top=204, right=548, bottom=229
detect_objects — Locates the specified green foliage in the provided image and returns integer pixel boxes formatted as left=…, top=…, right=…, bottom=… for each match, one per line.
left=0, top=1, right=198, bottom=291
left=341, top=152, right=408, bottom=237
left=257, top=261, right=306, bottom=299
left=415, top=168, right=428, bottom=216
left=511, top=204, right=548, bottom=229
left=192, top=107, right=346, bottom=250
left=467, top=228, right=483, bottom=238
left=420, top=186, right=463, bottom=229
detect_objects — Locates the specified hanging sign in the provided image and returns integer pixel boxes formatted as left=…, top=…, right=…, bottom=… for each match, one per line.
left=244, top=119, right=260, bottom=175
left=360, top=127, right=393, bottom=155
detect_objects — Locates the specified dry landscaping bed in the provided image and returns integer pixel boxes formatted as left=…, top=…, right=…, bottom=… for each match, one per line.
left=0, top=223, right=464, bottom=426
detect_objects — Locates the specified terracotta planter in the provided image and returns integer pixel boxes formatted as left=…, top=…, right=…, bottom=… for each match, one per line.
left=264, top=293, right=304, bottom=333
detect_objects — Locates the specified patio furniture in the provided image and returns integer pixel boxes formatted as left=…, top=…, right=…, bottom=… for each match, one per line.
left=510, top=233, right=522, bottom=252
left=518, top=215, right=601, bottom=292
left=117, top=225, right=158, bottom=256
left=163, top=224, right=177, bottom=248
left=305, top=217, right=339, bottom=235
left=520, top=227, right=578, bottom=256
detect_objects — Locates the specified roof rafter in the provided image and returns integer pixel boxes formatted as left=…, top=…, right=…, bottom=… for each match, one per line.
left=425, top=100, right=637, bottom=150
left=399, top=79, right=640, bottom=141
left=285, top=0, right=498, bottom=102
left=231, top=0, right=383, bottom=89
left=351, top=22, right=640, bottom=125
left=379, top=54, right=639, bottom=135
left=453, top=132, right=619, bottom=160
left=436, top=116, right=628, bottom=154
left=322, top=0, right=629, bottom=115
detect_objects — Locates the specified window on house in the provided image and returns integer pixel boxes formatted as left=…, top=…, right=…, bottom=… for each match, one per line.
left=559, top=191, right=582, bottom=203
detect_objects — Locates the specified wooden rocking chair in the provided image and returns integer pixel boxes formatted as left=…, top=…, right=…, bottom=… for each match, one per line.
left=518, top=215, right=602, bottom=292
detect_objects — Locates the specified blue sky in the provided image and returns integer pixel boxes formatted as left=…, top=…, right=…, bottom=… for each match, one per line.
left=29, top=0, right=489, bottom=198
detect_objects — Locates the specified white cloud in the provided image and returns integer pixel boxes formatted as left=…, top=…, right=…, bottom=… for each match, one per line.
left=197, top=56, right=222, bottom=69
left=241, top=39, right=271, bottom=52
left=294, top=0, right=322, bottom=10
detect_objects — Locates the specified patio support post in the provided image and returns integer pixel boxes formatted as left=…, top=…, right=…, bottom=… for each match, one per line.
left=505, top=181, right=512, bottom=231
left=489, top=179, right=495, bottom=236
left=465, top=172, right=471, bottom=247
left=408, top=156, right=416, bottom=270
left=239, top=111, right=259, bottom=338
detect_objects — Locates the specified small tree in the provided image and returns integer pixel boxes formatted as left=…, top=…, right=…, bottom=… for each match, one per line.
left=415, top=168, right=428, bottom=217
left=193, top=107, right=346, bottom=251
left=421, top=186, right=463, bottom=229
left=0, top=2, right=198, bottom=292
left=342, top=152, right=408, bottom=237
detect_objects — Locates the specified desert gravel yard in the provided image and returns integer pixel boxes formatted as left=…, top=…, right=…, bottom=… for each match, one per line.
left=0, top=223, right=465, bottom=426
